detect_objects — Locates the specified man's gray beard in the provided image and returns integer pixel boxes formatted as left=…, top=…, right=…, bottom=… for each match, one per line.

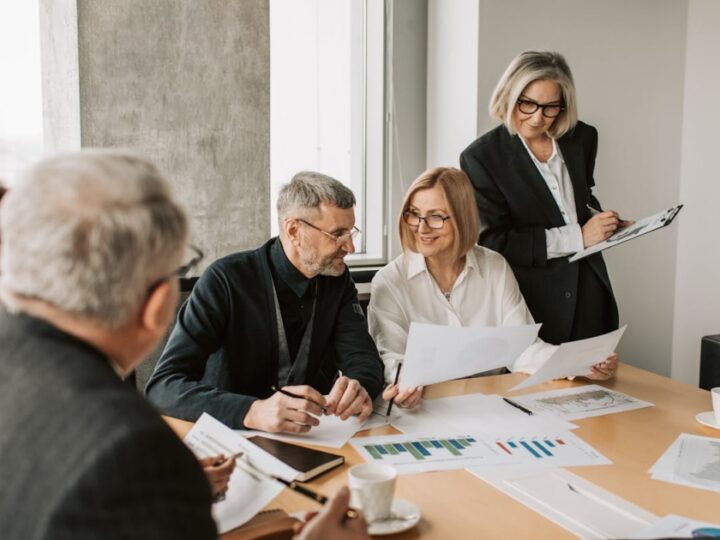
left=300, top=249, right=345, bottom=277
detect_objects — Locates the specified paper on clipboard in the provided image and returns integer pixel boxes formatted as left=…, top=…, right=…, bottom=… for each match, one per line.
left=570, top=205, right=683, bottom=262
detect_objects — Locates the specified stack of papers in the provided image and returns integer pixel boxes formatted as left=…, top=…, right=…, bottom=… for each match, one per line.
left=469, top=467, right=657, bottom=540
left=509, top=384, right=652, bottom=421
left=650, top=433, right=720, bottom=494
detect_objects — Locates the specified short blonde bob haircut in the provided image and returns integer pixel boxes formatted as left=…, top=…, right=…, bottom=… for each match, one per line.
left=489, top=51, right=578, bottom=139
left=398, top=167, right=480, bottom=260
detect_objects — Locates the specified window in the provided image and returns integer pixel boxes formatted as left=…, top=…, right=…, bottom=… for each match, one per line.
left=270, top=0, right=386, bottom=265
left=0, top=2, right=44, bottom=186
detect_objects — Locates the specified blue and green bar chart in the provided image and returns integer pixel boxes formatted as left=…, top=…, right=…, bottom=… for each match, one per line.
left=363, top=437, right=478, bottom=461
left=496, top=438, right=566, bottom=459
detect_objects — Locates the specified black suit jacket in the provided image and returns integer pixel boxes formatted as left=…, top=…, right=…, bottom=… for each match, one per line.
left=460, top=121, right=618, bottom=344
left=0, top=308, right=216, bottom=540
left=145, top=238, right=384, bottom=429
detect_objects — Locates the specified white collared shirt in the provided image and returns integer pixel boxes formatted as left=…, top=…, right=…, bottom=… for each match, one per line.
left=519, top=136, right=584, bottom=258
left=367, top=246, right=557, bottom=383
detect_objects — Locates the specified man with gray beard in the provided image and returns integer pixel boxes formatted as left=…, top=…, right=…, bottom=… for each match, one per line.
left=146, top=172, right=383, bottom=433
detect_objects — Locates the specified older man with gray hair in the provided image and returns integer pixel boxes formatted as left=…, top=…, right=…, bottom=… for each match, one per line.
left=146, top=171, right=384, bottom=433
left=0, top=151, right=217, bottom=539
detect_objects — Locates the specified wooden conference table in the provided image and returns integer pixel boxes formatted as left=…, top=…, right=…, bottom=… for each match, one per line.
left=166, top=364, right=720, bottom=539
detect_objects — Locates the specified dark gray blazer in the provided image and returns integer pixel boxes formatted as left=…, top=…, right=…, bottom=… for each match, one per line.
left=0, top=308, right=217, bottom=540
left=460, top=122, right=618, bottom=344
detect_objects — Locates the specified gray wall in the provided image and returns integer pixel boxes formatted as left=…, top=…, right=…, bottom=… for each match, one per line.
left=672, top=0, right=720, bottom=384
left=41, top=0, right=270, bottom=267
left=474, top=0, right=688, bottom=376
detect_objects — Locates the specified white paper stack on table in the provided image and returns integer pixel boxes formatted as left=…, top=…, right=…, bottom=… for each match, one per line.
left=239, top=414, right=366, bottom=449
left=185, top=413, right=299, bottom=533
left=649, top=433, right=720, bottom=494
left=509, top=384, right=653, bottom=421
left=470, top=467, right=657, bottom=540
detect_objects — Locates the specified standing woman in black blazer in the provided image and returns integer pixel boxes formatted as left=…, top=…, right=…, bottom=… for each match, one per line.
left=460, top=51, right=630, bottom=378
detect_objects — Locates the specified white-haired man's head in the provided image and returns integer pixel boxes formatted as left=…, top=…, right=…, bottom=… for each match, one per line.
left=0, top=150, right=188, bottom=333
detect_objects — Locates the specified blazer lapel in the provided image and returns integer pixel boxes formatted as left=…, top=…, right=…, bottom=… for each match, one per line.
left=506, top=134, right=565, bottom=225
left=558, top=137, right=591, bottom=224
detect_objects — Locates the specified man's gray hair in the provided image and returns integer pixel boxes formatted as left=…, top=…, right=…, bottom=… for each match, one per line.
left=0, top=150, right=188, bottom=329
left=276, top=171, right=355, bottom=227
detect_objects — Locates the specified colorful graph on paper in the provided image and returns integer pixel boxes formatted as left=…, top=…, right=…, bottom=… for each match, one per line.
left=492, top=433, right=612, bottom=467
left=350, top=434, right=511, bottom=474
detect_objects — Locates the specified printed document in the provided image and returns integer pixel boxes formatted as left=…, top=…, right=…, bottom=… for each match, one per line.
left=185, top=413, right=298, bottom=533
left=240, top=413, right=366, bottom=449
left=631, top=514, right=720, bottom=539
left=650, top=433, right=720, bottom=494
left=511, top=384, right=652, bottom=420
left=400, top=322, right=540, bottom=388
left=510, top=326, right=626, bottom=391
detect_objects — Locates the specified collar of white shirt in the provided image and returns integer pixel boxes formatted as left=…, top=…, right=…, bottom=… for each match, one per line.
left=519, top=135, right=563, bottom=166
left=405, top=249, right=483, bottom=282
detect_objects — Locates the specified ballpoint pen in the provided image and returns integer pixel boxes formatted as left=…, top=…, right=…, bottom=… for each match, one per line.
left=237, top=456, right=359, bottom=519
left=385, top=362, right=403, bottom=421
left=271, top=385, right=328, bottom=413
left=502, top=397, right=533, bottom=416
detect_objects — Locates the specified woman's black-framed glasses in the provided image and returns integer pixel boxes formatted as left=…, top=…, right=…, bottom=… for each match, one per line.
left=402, top=210, right=452, bottom=229
left=516, top=98, right=565, bottom=118
left=296, top=218, right=361, bottom=247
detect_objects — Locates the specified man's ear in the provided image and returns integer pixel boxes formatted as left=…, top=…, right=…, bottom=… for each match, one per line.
left=139, top=280, right=176, bottom=338
left=284, top=218, right=302, bottom=247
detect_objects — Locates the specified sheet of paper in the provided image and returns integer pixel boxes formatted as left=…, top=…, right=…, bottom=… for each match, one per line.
left=351, top=432, right=519, bottom=474
left=630, top=514, right=720, bottom=539
left=511, top=384, right=653, bottom=420
left=400, top=322, right=541, bottom=388
left=650, top=433, right=720, bottom=494
left=510, top=326, right=626, bottom=391
left=185, top=413, right=298, bottom=534
left=239, top=413, right=365, bottom=449
left=569, top=205, right=682, bottom=262
left=470, top=467, right=657, bottom=540
left=353, top=429, right=609, bottom=475
left=390, top=393, right=577, bottom=438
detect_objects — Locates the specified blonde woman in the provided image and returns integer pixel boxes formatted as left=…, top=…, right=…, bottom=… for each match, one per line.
left=368, top=167, right=617, bottom=408
left=461, top=51, right=632, bottom=348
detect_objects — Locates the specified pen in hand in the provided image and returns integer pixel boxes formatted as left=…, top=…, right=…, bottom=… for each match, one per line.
left=385, top=362, right=403, bottom=421
left=271, top=385, right=328, bottom=413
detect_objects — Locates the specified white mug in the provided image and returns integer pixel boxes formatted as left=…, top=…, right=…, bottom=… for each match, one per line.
left=347, top=463, right=397, bottom=522
left=712, top=387, right=720, bottom=425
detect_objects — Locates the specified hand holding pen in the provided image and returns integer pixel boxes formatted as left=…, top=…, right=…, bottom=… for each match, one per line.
left=381, top=363, right=423, bottom=414
left=243, top=385, right=328, bottom=434
left=583, top=204, right=634, bottom=248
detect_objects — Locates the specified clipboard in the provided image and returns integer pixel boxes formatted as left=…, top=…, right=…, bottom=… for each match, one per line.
left=569, top=204, right=683, bottom=263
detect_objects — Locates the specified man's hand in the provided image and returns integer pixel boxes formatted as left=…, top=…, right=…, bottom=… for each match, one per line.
left=325, top=376, right=372, bottom=421
left=293, top=486, right=370, bottom=540
left=198, top=454, right=236, bottom=500
left=382, top=384, right=423, bottom=409
left=585, top=353, right=618, bottom=381
left=244, top=385, right=326, bottom=433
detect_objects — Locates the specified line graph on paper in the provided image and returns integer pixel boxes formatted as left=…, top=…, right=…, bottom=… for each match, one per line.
left=511, top=385, right=653, bottom=421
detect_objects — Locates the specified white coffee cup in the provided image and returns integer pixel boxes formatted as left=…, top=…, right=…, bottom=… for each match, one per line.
left=712, top=387, right=720, bottom=425
left=347, top=463, right=397, bottom=522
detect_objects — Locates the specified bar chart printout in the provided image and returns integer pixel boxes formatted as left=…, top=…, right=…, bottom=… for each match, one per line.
left=492, top=433, right=612, bottom=467
left=350, top=434, right=513, bottom=474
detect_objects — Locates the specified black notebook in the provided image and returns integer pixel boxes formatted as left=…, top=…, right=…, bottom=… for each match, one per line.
left=246, top=436, right=344, bottom=482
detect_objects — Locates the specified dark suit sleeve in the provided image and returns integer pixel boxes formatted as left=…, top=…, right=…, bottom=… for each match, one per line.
left=46, top=425, right=216, bottom=540
left=145, top=263, right=258, bottom=428
left=331, top=272, right=384, bottom=399
left=460, top=149, right=548, bottom=268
